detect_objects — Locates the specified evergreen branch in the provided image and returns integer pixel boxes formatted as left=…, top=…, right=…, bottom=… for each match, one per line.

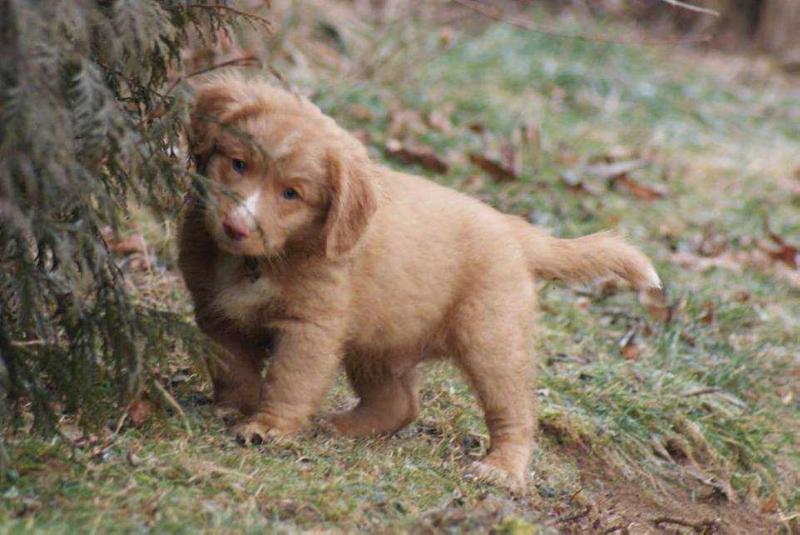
left=188, top=3, right=272, bottom=30
left=141, top=55, right=261, bottom=125
left=659, top=0, right=720, bottom=16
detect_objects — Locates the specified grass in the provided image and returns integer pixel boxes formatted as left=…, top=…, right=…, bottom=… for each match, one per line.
left=2, top=7, right=799, bottom=533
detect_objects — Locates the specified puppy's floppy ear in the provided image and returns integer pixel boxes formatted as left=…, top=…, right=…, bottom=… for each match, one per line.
left=189, top=83, right=237, bottom=173
left=324, top=151, right=378, bottom=258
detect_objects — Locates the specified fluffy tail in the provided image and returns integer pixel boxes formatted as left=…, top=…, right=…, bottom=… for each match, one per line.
left=514, top=220, right=661, bottom=292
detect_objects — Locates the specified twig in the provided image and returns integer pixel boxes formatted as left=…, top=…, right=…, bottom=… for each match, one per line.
left=164, top=55, right=261, bottom=99
left=683, top=387, right=722, bottom=397
left=660, top=0, right=720, bottom=16
left=10, top=339, right=47, bottom=347
left=557, top=505, right=592, bottom=524
left=140, top=56, right=260, bottom=126
left=450, top=0, right=712, bottom=47
left=188, top=4, right=272, bottom=29
left=114, top=402, right=131, bottom=434
left=451, top=0, right=627, bottom=46
left=568, top=487, right=584, bottom=501
left=151, top=379, right=193, bottom=436
left=653, top=516, right=720, bottom=532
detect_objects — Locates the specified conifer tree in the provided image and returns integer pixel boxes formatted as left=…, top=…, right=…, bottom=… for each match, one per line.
left=0, top=0, right=267, bottom=434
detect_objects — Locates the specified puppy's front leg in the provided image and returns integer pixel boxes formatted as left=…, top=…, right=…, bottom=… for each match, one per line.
left=234, top=320, right=342, bottom=444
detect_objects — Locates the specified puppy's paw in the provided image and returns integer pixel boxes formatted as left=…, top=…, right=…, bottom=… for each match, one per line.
left=233, top=419, right=284, bottom=446
left=326, top=410, right=375, bottom=437
left=466, top=460, right=527, bottom=495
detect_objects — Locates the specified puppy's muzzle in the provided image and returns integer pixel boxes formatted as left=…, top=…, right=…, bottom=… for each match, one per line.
left=222, top=215, right=251, bottom=241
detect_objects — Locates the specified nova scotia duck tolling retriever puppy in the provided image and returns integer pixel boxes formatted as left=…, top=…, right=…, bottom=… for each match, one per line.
left=178, top=73, right=662, bottom=492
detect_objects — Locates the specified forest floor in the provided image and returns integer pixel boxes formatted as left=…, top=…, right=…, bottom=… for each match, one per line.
left=2, top=4, right=799, bottom=533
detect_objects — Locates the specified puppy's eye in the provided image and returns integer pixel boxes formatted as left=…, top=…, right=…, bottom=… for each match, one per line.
left=282, top=188, right=299, bottom=200
left=231, top=159, right=247, bottom=174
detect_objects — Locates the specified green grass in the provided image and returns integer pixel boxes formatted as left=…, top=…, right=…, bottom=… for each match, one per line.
left=2, top=10, right=799, bottom=533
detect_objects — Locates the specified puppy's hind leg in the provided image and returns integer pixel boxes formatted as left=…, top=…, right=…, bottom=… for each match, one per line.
left=329, top=358, right=420, bottom=437
left=451, top=293, right=536, bottom=493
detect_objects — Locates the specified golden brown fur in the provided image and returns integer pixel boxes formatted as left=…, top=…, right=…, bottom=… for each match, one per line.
left=178, top=73, right=661, bottom=491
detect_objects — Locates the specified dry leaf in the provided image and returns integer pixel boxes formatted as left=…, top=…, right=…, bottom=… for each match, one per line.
left=128, top=399, right=152, bottom=426
left=575, top=159, right=665, bottom=201
left=733, top=290, right=751, bottom=302
left=104, top=231, right=148, bottom=256
left=671, top=245, right=800, bottom=289
left=347, top=104, right=374, bottom=122
left=669, top=251, right=743, bottom=273
left=126, top=255, right=151, bottom=272
left=611, top=175, right=666, bottom=201
left=690, top=225, right=728, bottom=257
left=619, top=325, right=640, bottom=360
left=388, top=108, right=426, bottom=138
left=499, top=141, right=522, bottom=178
left=468, top=152, right=518, bottom=182
left=385, top=139, right=448, bottom=174
left=560, top=170, right=602, bottom=196
left=583, top=159, right=649, bottom=180
left=699, top=301, right=715, bottom=325
left=641, top=288, right=685, bottom=325
left=127, top=445, right=142, bottom=467
left=762, top=221, right=799, bottom=269
left=467, top=122, right=486, bottom=134
left=426, top=110, right=452, bottom=133
left=760, top=495, right=779, bottom=514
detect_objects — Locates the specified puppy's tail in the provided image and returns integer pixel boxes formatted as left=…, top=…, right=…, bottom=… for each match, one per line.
left=514, top=219, right=661, bottom=292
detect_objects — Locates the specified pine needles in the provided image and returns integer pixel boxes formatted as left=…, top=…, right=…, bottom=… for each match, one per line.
left=0, top=0, right=266, bottom=434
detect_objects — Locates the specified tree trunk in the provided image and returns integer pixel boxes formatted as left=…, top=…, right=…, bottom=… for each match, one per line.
left=758, top=0, right=800, bottom=71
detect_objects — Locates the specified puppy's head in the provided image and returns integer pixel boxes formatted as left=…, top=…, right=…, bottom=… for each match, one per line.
left=190, top=74, right=377, bottom=259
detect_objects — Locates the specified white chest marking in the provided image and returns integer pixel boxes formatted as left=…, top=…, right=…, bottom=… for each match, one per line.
left=210, top=255, right=279, bottom=327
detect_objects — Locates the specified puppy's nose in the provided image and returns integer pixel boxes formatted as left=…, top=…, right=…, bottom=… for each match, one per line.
left=222, top=217, right=251, bottom=241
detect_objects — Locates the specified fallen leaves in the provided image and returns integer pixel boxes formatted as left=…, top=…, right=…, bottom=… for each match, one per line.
left=669, top=251, right=743, bottom=273
left=127, top=398, right=152, bottom=426
left=583, top=159, right=649, bottom=181
left=640, top=288, right=684, bottom=325
left=381, top=102, right=544, bottom=185
left=347, top=103, right=374, bottom=122
left=467, top=122, right=540, bottom=183
left=385, top=139, right=449, bottom=174
left=102, top=228, right=152, bottom=272
left=762, top=222, right=799, bottom=269
left=388, top=107, right=427, bottom=138
left=467, top=151, right=519, bottom=182
left=610, top=174, right=666, bottom=201
left=561, top=158, right=667, bottom=201
left=670, top=220, right=800, bottom=289
left=760, top=495, right=779, bottom=514
left=104, top=232, right=148, bottom=256
left=426, top=109, right=453, bottom=133
left=618, top=324, right=641, bottom=360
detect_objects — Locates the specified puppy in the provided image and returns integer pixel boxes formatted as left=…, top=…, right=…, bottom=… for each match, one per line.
left=178, top=73, right=661, bottom=491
